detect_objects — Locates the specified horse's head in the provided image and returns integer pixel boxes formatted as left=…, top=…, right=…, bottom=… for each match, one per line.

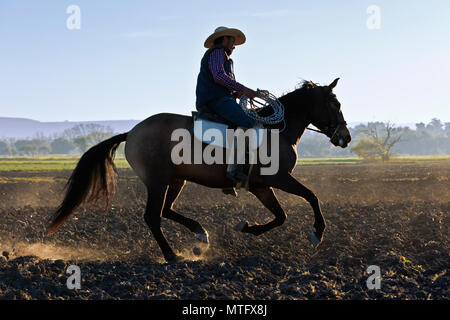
left=308, top=78, right=351, bottom=148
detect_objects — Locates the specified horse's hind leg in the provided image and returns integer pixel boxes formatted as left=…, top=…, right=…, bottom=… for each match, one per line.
left=234, top=186, right=286, bottom=236
left=144, top=180, right=182, bottom=263
left=162, top=179, right=209, bottom=244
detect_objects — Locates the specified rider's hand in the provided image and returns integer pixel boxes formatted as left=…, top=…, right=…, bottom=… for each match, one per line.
left=235, top=91, right=244, bottom=99
left=242, top=87, right=258, bottom=100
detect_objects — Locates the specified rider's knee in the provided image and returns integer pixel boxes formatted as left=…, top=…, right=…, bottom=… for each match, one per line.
left=240, top=117, right=255, bottom=129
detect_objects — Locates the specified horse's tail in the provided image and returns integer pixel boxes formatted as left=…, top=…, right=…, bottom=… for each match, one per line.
left=45, top=132, right=128, bottom=235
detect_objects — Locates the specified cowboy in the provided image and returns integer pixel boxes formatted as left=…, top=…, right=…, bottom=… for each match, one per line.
left=195, top=26, right=259, bottom=184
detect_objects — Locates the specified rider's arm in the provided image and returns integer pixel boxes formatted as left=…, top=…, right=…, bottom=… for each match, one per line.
left=208, top=48, right=245, bottom=93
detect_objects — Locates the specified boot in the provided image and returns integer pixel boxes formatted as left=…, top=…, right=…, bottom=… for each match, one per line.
left=226, top=126, right=253, bottom=186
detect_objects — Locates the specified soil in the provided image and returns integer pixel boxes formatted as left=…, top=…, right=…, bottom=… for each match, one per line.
left=0, top=162, right=448, bottom=299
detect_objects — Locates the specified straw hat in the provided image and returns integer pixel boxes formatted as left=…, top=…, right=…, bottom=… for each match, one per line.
left=204, top=26, right=246, bottom=48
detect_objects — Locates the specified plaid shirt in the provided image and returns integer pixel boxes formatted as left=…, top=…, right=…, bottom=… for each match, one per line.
left=208, top=48, right=245, bottom=93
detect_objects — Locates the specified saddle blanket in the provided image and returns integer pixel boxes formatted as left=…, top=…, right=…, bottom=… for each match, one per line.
left=193, top=117, right=264, bottom=149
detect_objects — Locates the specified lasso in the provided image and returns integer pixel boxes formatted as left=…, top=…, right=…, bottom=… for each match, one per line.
left=239, top=89, right=286, bottom=131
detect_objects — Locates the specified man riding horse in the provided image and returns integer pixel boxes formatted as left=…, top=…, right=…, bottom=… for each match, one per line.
left=195, top=26, right=258, bottom=184
left=45, top=26, right=353, bottom=263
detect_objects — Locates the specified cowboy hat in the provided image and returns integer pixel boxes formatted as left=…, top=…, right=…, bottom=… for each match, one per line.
left=204, top=26, right=246, bottom=48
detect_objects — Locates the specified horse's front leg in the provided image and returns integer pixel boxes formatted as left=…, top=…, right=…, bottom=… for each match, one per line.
left=234, top=186, right=286, bottom=236
left=265, top=173, right=325, bottom=247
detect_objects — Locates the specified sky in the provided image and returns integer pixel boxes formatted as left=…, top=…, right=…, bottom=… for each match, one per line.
left=0, top=0, right=449, bottom=124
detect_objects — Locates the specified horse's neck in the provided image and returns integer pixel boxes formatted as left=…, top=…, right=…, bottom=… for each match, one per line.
left=279, top=90, right=312, bottom=147
left=284, top=117, right=308, bottom=147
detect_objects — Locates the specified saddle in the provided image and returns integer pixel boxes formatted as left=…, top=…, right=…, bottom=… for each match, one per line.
left=192, top=109, right=264, bottom=149
left=192, top=110, right=235, bottom=127
left=191, top=108, right=258, bottom=196
left=194, top=101, right=238, bottom=125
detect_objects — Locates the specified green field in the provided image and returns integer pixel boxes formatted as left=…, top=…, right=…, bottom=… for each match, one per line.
left=0, top=154, right=449, bottom=171
left=296, top=155, right=450, bottom=166
left=0, top=155, right=130, bottom=171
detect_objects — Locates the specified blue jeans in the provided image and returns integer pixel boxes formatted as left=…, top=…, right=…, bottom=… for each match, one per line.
left=207, top=96, right=255, bottom=128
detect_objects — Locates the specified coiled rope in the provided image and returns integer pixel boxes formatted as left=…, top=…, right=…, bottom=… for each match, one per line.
left=239, top=89, right=286, bottom=131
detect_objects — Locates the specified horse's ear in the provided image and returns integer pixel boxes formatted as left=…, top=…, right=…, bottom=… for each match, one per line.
left=328, top=78, right=340, bottom=91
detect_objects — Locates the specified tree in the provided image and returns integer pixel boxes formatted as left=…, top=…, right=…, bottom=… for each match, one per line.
left=22, top=144, right=38, bottom=156
left=38, top=144, right=51, bottom=154
left=14, top=139, right=32, bottom=155
left=14, top=138, right=51, bottom=155
left=0, top=140, right=11, bottom=155
left=87, top=130, right=114, bottom=145
left=63, top=124, right=115, bottom=153
left=63, top=124, right=114, bottom=140
left=426, top=118, right=443, bottom=135
left=73, top=136, right=88, bottom=153
left=415, top=122, right=426, bottom=132
left=444, top=122, right=450, bottom=137
left=351, top=122, right=402, bottom=161
left=350, top=138, right=383, bottom=159
left=50, top=138, right=75, bottom=154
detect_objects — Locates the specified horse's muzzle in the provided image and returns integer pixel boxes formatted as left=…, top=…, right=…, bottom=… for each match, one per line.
left=332, top=127, right=351, bottom=148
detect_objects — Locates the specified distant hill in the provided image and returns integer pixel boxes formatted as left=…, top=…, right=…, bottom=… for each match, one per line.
left=0, top=117, right=418, bottom=139
left=0, top=117, right=141, bottom=139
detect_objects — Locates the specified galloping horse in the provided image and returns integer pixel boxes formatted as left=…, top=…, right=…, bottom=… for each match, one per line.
left=45, top=78, right=351, bottom=263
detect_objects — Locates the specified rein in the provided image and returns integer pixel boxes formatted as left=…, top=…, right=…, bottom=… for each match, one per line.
left=306, top=126, right=324, bottom=133
left=306, top=122, right=346, bottom=142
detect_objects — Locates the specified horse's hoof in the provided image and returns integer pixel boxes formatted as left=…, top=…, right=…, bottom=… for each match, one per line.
left=222, top=187, right=237, bottom=197
left=234, top=220, right=248, bottom=232
left=310, top=232, right=321, bottom=249
left=192, top=243, right=210, bottom=256
left=166, top=254, right=185, bottom=263
left=194, top=231, right=209, bottom=244
left=192, top=247, right=202, bottom=256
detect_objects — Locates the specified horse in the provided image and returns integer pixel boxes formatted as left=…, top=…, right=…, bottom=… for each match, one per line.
left=45, top=78, right=351, bottom=263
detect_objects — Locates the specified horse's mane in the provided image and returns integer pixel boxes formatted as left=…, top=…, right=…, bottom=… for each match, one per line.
left=252, top=80, right=320, bottom=130
left=279, top=80, right=319, bottom=99
left=278, top=80, right=319, bottom=104
left=296, top=80, right=319, bottom=90
left=292, top=80, right=320, bottom=96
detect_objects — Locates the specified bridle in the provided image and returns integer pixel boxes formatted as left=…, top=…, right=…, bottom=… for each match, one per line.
left=306, top=121, right=347, bottom=141
left=305, top=94, right=347, bottom=142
